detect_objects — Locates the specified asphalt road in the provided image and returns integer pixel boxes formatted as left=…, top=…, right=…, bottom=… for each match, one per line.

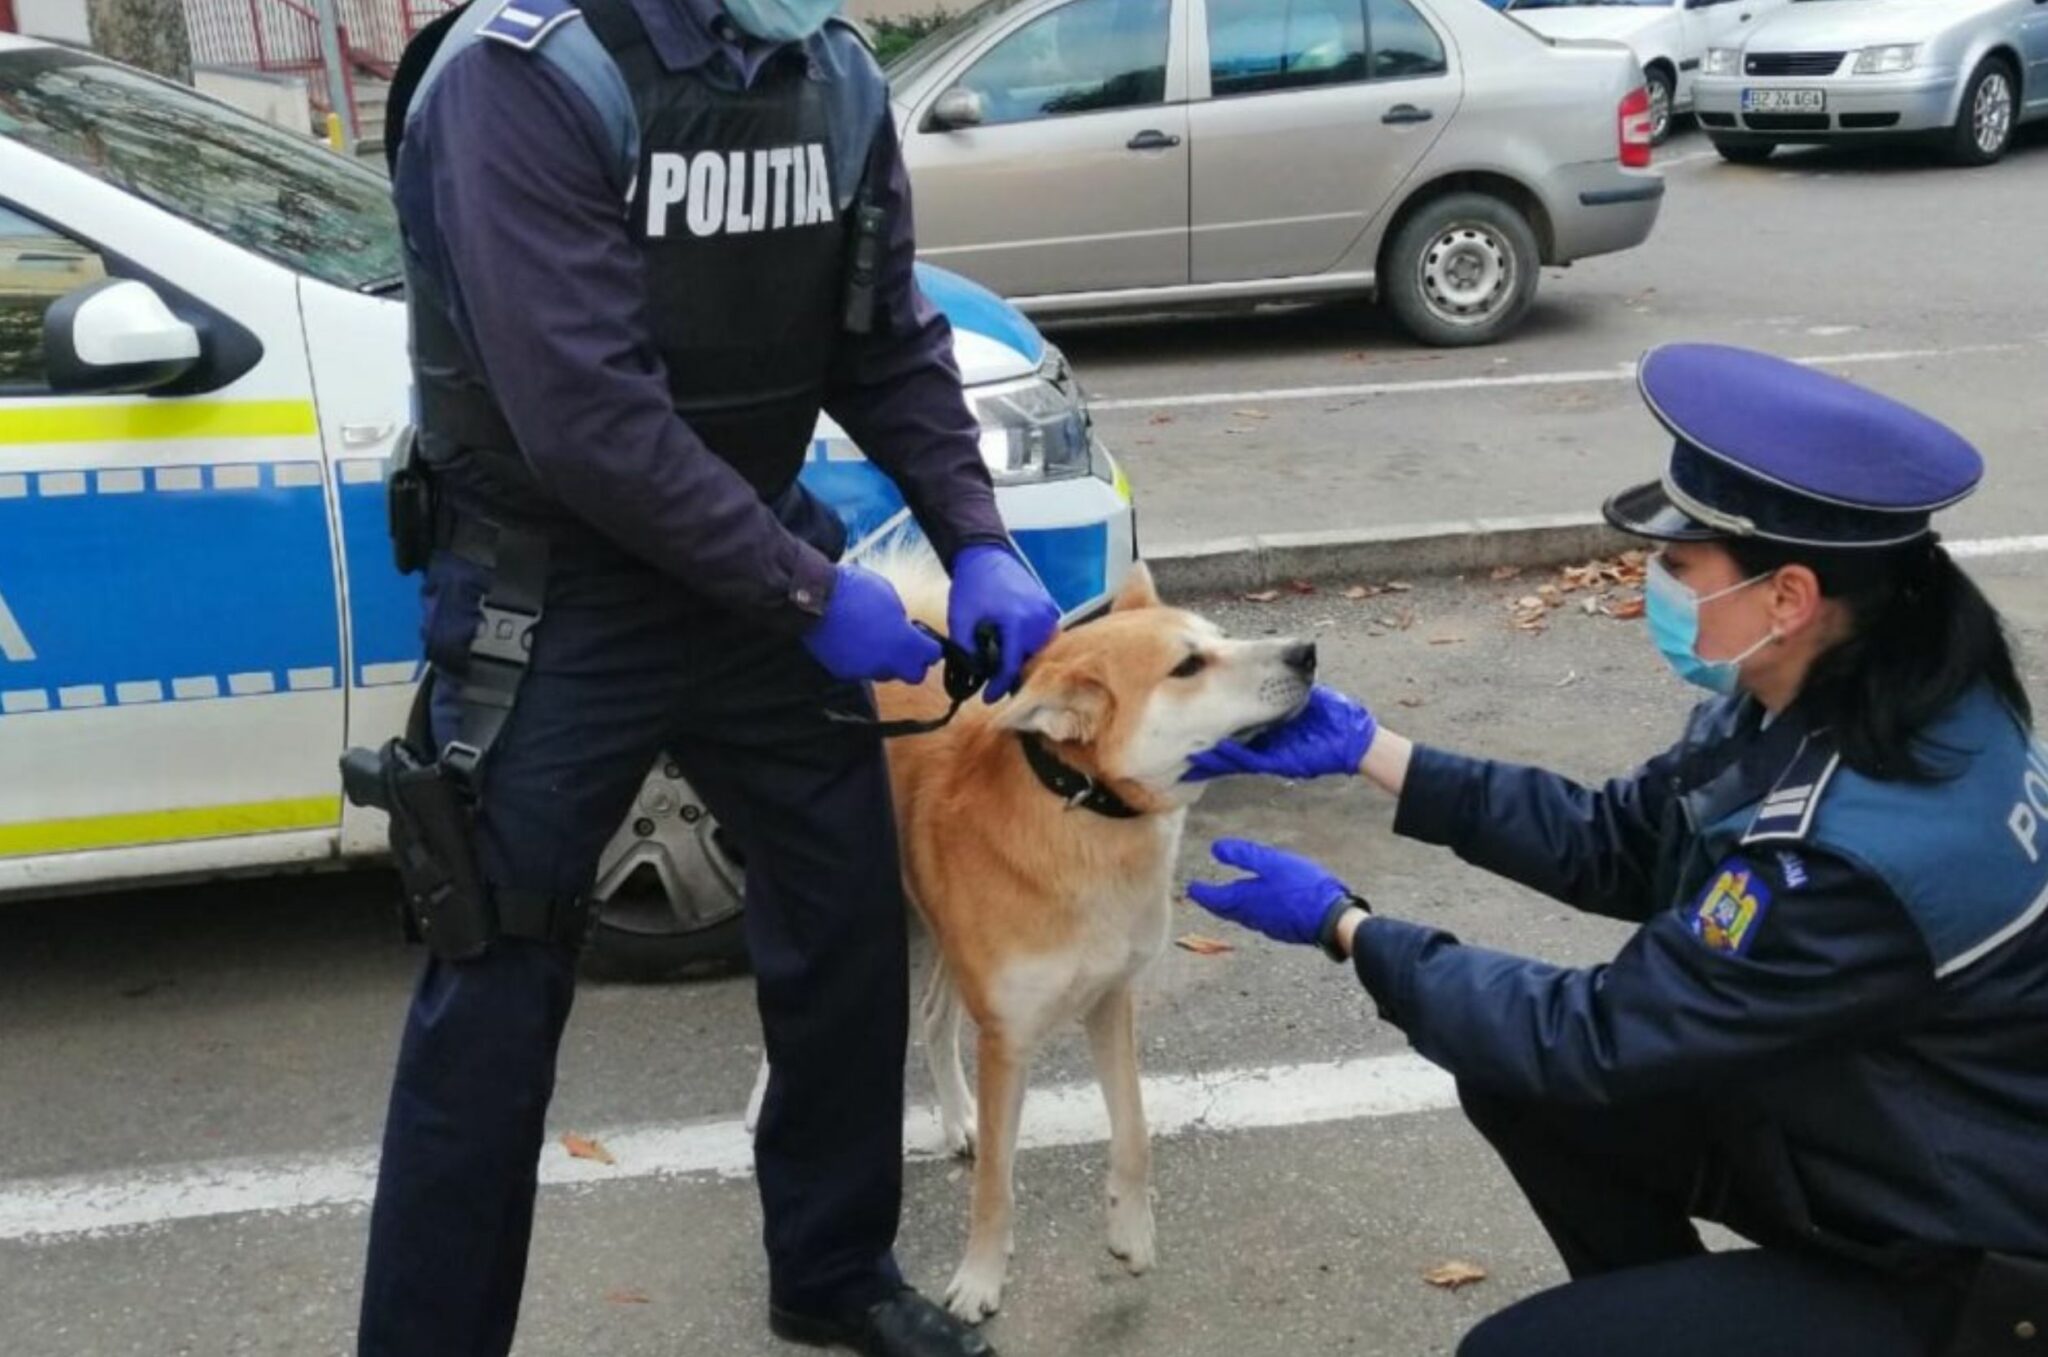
left=6, top=127, right=2048, bottom=1356
left=1055, top=124, right=2048, bottom=548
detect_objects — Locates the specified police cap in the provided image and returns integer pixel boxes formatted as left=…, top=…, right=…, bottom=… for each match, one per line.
left=1603, top=343, right=1982, bottom=549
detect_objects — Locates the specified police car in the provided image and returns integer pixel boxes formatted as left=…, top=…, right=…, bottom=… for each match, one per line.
left=0, top=35, right=1136, bottom=973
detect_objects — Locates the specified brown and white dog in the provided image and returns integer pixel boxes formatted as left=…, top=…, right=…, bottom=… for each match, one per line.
left=748, top=557, right=1315, bottom=1322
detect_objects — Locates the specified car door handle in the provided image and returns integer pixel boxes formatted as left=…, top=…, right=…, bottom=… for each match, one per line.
left=1382, top=104, right=1434, bottom=125
left=1126, top=129, right=1181, bottom=150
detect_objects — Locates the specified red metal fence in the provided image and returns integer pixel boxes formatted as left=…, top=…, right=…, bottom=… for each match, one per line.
left=182, top=0, right=460, bottom=118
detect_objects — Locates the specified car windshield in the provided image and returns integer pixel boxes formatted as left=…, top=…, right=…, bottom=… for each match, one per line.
left=1507, top=0, right=1674, bottom=8
left=882, top=0, right=1038, bottom=86
left=0, top=46, right=401, bottom=292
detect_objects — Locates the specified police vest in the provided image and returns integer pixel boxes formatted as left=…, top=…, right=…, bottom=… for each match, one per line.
left=1677, top=685, right=2048, bottom=979
left=393, top=0, right=889, bottom=520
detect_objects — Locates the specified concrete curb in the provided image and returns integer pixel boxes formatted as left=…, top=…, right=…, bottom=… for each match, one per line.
left=1149, top=513, right=1632, bottom=599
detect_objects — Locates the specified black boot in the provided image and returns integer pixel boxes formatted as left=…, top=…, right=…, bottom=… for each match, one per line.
left=769, top=1287, right=997, bottom=1357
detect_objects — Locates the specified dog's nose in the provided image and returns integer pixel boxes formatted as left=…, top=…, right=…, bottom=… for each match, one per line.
left=1282, top=641, right=1317, bottom=678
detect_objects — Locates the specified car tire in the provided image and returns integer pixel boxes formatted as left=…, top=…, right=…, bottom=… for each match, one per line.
left=1644, top=65, right=1676, bottom=145
left=579, top=763, right=752, bottom=983
left=1947, top=57, right=2017, bottom=167
left=1711, top=137, right=1777, bottom=165
left=1380, top=192, right=1541, bottom=348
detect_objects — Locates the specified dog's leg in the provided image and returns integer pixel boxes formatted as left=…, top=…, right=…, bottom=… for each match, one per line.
left=920, top=958, right=976, bottom=1159
left=1086, top=984, right=1155, bottom=1275
left=743, top=1054, right=769, bottom=1135
left=944, top=1027, right=1026, bottom=1323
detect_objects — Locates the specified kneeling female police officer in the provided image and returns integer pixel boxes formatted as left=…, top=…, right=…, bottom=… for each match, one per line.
left=1185, top=344, right=2048, bottom=1357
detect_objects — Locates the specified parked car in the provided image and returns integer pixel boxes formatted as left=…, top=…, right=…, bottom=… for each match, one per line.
left=0, top=33, right=1135, bottom=976
left=887, top=0, right=1665, bottom=347
left=1694, top=0, right=2048, bottom=166
left=1504, top=0, right=1792, bottom=144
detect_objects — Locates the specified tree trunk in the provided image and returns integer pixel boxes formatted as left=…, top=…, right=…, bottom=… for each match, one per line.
left=87, top=0, right=194, bottom=83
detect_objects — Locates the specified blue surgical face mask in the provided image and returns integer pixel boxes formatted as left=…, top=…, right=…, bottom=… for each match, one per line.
left=723, top=0, right=840, bottom=42
left=1644, top=554, right=1776, bottom=695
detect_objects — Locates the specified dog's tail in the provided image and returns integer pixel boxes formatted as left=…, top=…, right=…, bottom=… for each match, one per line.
left=855, top=538, right=951, bottom=632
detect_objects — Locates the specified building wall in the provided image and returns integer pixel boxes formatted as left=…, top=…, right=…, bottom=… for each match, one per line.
left=15, top=0, right=94, bottom=44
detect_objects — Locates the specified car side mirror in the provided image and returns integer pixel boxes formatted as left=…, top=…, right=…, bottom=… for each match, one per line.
left=42, top=277, right=202, bottom=395
left=930, top=87, right=986, bottom=131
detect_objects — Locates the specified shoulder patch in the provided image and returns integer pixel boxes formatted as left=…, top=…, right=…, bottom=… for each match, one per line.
left=1743, top=734, right=1842, bottom=846
left=1689, top=858, right=1774, bottom=957
left=480, top=0, right=582, bottom=51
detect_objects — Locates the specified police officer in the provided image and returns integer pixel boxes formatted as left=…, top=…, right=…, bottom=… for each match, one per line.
left=1180, top=344, right=2048, bottom=1355
left=359, top=0, right=1058, bottom=1353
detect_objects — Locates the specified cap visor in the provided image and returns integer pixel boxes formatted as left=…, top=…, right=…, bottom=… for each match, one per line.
left=1601, top=480, right=1722, bottom=542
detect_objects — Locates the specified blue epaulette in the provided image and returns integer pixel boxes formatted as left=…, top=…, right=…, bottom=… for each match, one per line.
left=478, top=0, right=583, bottom=52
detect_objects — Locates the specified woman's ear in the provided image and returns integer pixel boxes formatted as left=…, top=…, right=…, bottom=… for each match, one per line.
left=1770, top=563, right=1826, bottom=639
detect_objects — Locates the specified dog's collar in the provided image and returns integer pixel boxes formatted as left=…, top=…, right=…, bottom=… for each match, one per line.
left=1018, top=733, right=1143, bottom=819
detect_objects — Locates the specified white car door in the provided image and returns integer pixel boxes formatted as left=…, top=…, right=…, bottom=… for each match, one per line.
left=0, top=46, right=395, bottom=889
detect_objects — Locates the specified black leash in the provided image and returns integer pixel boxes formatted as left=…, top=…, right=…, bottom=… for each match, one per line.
left=824, top=623, right=1001, bottom=739
left=1018, top=732, right=1142, bottom=819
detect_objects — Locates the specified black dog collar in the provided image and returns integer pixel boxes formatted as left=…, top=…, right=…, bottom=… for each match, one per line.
left=1019, top=733, right=1142, bottom=819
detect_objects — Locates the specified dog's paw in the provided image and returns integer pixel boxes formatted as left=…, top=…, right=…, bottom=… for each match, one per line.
left=1106, top=1190, right=1156, bottom=1275
left=940, top=1114, right=978, bottom=1161
left=943, top=1256, right=1007, bottom=1323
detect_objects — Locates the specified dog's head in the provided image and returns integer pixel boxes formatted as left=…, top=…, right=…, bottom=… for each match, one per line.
left=996, top=564, right=1315, bottom=805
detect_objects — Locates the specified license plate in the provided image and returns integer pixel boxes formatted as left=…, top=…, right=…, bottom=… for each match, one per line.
left=1742, top=87, right=1825, bottom=114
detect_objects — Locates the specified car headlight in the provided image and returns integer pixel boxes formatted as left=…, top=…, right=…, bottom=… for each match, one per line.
left=1853, top=44, right=1917, bottom=75
left=971, top=346, right=1097, bottom=485
left=1702, top=47, right=1741, bottom=78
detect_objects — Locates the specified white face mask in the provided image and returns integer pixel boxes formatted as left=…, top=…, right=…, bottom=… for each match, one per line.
left=1644, top=554, right=1776, bottom=695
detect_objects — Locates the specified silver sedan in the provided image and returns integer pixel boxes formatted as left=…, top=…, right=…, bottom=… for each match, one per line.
left=1693, top=0, right=2048, bottom=165
left=886, top=0, right=1665, bottom=346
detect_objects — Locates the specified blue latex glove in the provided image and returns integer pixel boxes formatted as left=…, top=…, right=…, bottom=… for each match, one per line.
left=1186, top=839, right=1355, bottom=947
left=948, top=543, right=1061, bottom=702
left=1183, top=685, right=1377, bottom=782
left=802, top=564, right=943, bottom=685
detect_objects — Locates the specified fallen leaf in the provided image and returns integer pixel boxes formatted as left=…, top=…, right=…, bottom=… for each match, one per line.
left=1176, top=934, right=1236, bottom=957
left=1488, top=565, right=1522, bottom=582
left=604, top=1288, right=652, bottom=1305
left=563, top=1133, right=615, bottom=1166
left=1537, top=584, right=1562, bottom=604
left=1397, top=696, right=1425, bottom=709
left=1514, top=594, right=1545, bottom=611
left=1423, top=1260, right=1489, bottom=1291
left=1385, top=581, right=1414, bottom=592
left=1394, top=608, right=1416, bottom=630
left=1147, top=412, right=1175, bottom=425
left=1581, top=596, right=1601, bottom=615
left=1428, top=634, right=1465, bottom=646
left=1342, top=585, right=1377, bottom=600
left=1285, top=579, right=1317, bottom=595
left=1232, top=408, right=1270, bottom=420
left=1242, top=589, right=1281, bottom=603
left=1606, top=596, right=1646, bottom=621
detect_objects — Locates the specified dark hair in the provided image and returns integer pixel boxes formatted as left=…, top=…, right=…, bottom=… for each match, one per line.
left=1723, top=533, right=2032, bottom=781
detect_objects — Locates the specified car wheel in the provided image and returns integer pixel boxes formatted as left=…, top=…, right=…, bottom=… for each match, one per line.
left=1644, top=65, right=1676, bottom=145
left=1947, top=57, right=2017, bottom=167
left=1380, top=192, right=1541, bottom=348
left=580, top=759, right=751, bottom=982
left=1711, top=136, right=1777, bottom=165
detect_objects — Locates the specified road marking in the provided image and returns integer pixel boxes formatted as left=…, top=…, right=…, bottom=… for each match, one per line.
left=0, top=586, right=36, bottom=662
left=1946, top=535, right=2048, bottom=560
left=0, top=1052, right=1456, bottom=1243
left=1090, top=343, right=2025, bottom=412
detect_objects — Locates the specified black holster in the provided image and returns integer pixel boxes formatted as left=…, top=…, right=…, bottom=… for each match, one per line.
left=341, top=730, right=493, bottom=961
left=340, top=514, right=557, bottom=961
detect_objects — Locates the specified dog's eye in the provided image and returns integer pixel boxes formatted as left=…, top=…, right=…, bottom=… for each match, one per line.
left=1170, top=654, right=1207, bottom=679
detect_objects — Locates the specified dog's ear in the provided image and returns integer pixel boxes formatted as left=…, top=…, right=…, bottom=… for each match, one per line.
left=1111, top=561, right=1161, bottom=613
left=998, top=657, right=1112, bottom=744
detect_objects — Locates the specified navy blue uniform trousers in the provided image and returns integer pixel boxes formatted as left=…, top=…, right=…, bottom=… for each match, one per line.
left=1455, top=1081, right=1964, bottom=1357
left=358, top=552, right=908, bottom=1357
